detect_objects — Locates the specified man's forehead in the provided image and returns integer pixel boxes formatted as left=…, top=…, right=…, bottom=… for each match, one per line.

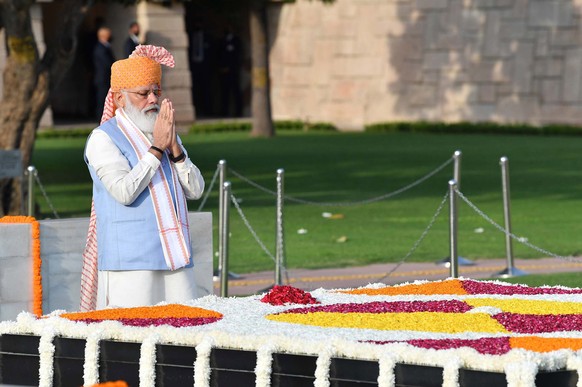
left=128, top=83, right=160, bottom=90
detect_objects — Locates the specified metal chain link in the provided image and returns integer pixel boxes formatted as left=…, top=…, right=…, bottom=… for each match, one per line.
left=31, top=171, right=60, bottom=219
left=196, top=166, right=220, bottom=212
left=376, top=190, right=450, bottom=283
left=229, top=157, right=453, bottom=207
left=230, top=191, right=290, bottom=277
left=228, top=168, right=278, bottom=196
left=455, top=189, right=582, bottom=263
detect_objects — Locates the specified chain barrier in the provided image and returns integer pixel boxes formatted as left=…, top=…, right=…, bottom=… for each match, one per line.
left=376, top=190, right=450, bottom=283
left=228, top=157, right=453, bottom=207
left=455, top=189, right=582, bottom=264
left=228, top=168, right=277, bottom=196
left=230, top=190, right=290, bottom=281
left=197, top=166, right=220, bottom=212
left=32, top=171, right=60, bottom=219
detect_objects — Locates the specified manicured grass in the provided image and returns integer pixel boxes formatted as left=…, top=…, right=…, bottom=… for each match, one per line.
left=31, top=130, right=582, bottom=274
left=503, top=272, right=582, bottom=289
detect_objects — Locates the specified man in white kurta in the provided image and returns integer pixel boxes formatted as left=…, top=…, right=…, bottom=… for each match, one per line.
left=81, top=45, right=204, bottom=310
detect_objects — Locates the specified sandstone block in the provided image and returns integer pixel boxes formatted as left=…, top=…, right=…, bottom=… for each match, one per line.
left=562, top=48, right=582, bottom=102
left=479, top=84, right=496, bottom=103
left=282, top=66, right=313, bottom=87
left=332, top=57, right=384, bottom=78
left=528, top=2, right=574, bottom=28
left=417, top=0, right=448, bottom=9
left=541, top=79, right=561, bottom=103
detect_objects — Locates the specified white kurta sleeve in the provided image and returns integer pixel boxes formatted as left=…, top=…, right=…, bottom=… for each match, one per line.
left=86, top=129, right=160, bottom=205
left=172, top=145, right=205, bottom=200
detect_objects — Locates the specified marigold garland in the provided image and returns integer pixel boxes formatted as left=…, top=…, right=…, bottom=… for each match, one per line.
left=0, top=216, right=42, bottom=316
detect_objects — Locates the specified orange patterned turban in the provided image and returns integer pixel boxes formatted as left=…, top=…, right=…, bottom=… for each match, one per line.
left=100, top=45, right=175, bottom=124
left=110, top=56, right=162, bottom=92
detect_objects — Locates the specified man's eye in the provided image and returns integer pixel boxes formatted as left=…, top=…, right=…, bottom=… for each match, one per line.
left=138, top=92, right=149, bottom=97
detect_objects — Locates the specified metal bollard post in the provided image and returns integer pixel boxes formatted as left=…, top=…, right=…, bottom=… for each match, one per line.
left=494, top=157, right=527, bottom=278
left=275, top=168, right=286, bottom=286
left=449, top=180, right=459, bottom=278
left=453, top=150, right=462, bottom=190
left=217, top=160, right=227, bottom=276
left=219, top=181, right=231, bottom=297
left=436, top=151, right=474, bottom=267
left=27, top=166, right=37, bottom=217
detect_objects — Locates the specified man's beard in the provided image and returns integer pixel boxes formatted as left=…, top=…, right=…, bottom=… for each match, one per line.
left=122, top=96, right=159, bottom=134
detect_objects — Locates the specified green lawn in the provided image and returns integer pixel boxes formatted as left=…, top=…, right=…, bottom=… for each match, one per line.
left=31, top=130, right=582, bottom=273
left=503, top=272, right=582, bottom=289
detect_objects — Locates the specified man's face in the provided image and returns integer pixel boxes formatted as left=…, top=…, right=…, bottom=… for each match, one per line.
left=120, top=84, right=161, bottom=133
left=122, top=83, right=161, bottom=113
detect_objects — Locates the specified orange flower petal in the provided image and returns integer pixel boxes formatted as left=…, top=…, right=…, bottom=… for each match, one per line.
left=61, top=304, right=222, bottom=321
left=338, top=279, right=467, bottom=296
left=510, top=336, right=582, bottom=353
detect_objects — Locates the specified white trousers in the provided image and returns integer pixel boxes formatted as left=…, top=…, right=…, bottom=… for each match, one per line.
left=96, top=267, right=197, bottom=309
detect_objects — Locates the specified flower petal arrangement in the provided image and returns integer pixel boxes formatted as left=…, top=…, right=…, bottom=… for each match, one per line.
left=61, top=304, right=223, bottom=328
left=260, top=285, right=320, bottom=305
left=5, top=279, right=582, bottom=387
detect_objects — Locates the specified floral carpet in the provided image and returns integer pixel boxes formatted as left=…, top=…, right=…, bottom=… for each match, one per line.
left=3, top=278, right=582, bottom=387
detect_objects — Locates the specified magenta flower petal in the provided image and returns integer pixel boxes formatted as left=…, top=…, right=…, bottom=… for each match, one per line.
left=278, top=300, right=472, bottom=315
left=78, top=317, right=221, bottom=327
left=367, top=337, right=511, bottom=355
left=494, top=313, right=582, bottom=333
left=462, top=280, right=582, bottom=296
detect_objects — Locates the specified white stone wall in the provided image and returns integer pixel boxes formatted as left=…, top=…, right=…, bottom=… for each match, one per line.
left=0, top=212, right=213, bottom=321
left=0, top=224, right=34, bottom=320
left=268, top=0, right=582, bottom=130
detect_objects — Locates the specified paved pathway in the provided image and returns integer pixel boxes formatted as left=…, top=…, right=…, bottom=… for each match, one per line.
left=213, top=257, right=582, bottom=296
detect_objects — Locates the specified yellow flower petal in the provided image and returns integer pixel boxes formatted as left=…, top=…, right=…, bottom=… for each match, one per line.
left=467, top=298, right=582, bottom=315
left=266, top=312, right=507, bottom=334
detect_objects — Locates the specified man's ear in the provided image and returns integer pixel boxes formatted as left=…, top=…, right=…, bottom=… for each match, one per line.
left=113, top=91, right=125, bottom=109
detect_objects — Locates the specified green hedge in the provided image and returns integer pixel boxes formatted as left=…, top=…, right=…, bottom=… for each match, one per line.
left=188, top=119, right=337, bottom=133
left=36, top=119, right=338, bottom=138
left=37, top=120, right=582, bottom=138
left=364, top=121, right=582, bottom=136
left=37, top=128, right=93, bottom=139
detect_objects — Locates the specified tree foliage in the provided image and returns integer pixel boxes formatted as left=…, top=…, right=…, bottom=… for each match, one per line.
left=0, top=0, right=93, bottom=216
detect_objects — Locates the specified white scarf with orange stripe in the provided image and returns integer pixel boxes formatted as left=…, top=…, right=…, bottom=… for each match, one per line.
left=116, top=108, right=191, bottom=270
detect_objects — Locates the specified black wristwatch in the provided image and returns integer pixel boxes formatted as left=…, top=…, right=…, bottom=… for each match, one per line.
left=170, top=151, right=186, bottom=163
